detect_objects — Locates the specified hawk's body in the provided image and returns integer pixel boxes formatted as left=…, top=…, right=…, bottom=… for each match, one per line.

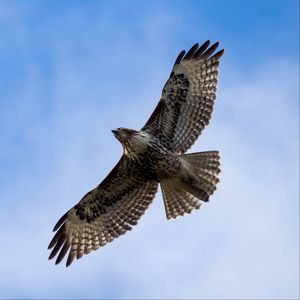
left=48, top=41, right=224, bottom=266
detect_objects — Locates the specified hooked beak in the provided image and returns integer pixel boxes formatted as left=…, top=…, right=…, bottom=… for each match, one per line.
left=112, top=129, right=120, bottom=140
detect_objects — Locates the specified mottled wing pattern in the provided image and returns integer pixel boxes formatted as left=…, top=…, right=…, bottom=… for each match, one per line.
left=143, top=40, right=224, bottom=153
left=48, top=156, right=158, bottom=267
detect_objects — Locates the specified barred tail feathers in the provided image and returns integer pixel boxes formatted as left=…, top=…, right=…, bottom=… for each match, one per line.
left=160, top=151, right=220, bottom=219
left=161, top=179, right=202, bottom=219
left=182, top=150, right=221, bottom=199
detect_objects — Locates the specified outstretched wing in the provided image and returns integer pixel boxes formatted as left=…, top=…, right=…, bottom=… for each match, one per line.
left=48, top=156, right=158, bottom=267
left=142, top=40, right=224, bottom=153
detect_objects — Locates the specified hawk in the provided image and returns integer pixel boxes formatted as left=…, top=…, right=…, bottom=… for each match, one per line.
left=48, top=40, right=224, bottom=267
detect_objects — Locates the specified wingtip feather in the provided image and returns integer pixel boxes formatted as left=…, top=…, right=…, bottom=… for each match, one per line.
left=48, top=234, right=66, bottom=260
left=201, top=41, right=220, bottom=59
left=174, top=50, right=186, bottom=65
left=183, top=43, right=199, bottom=60
left=48, top=224, right=65, bottom=249
left=211, top=48, right=225, bottom=60
left=55, top=240, right=70, bottom=265
left=53, top=211, right=69, bottom=232
left=66, top=251, right=76, bottom=267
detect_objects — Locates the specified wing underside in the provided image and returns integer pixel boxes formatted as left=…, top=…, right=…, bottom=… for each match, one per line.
left=143, top=40, right=224, bottom=153
left=48, top=156, right=158, bottom=266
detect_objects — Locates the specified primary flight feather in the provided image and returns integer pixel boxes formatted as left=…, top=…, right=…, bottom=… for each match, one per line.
left=48, top=40, right=224, bottom=267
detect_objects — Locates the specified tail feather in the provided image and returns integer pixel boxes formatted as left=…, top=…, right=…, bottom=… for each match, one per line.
left=160, top=151, right=220, bottom=219
left=161, top=179, right=201, bottom=219
left=183, top=151, right=220, bottom=198
left=184, top=151, right=220, bottom=170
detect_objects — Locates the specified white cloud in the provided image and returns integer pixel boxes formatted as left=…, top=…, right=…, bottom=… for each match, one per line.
left=0, top=2, right=299, bottom=299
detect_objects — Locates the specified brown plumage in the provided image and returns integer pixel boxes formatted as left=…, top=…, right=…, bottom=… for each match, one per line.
left=48, top=40, right=224, bottom=267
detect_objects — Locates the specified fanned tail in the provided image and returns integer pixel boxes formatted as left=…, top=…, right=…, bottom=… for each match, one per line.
left=161, top=179, right=202, bottom=219
left=161, top=151, right=220, bottom=219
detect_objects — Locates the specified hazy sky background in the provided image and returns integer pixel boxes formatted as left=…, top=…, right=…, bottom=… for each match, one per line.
left=0, top=0, right=299, bottom=299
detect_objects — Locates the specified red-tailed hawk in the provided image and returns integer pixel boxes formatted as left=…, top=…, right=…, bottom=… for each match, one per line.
left=48, top=40, right=224, bottom=267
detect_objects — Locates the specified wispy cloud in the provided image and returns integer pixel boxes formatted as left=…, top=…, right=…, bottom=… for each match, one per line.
left=0, top=1, right=298, bottom=299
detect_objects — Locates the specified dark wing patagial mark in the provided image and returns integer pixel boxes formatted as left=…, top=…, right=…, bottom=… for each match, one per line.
left=48, top=156, right=158, bottom=267
left=142, top=40, right=224, bottom=153
left=143, top=73, right=190, bottom=147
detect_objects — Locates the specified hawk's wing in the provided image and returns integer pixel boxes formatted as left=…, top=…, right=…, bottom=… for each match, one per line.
left=48, top=156, right=158, bottom=267
left=142, top=40, right=224, bottom=153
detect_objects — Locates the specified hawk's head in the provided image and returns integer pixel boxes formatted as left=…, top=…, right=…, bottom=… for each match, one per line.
left=112, top=128, right=149, bottom=156
left=112, top=127, right=137, bottom=142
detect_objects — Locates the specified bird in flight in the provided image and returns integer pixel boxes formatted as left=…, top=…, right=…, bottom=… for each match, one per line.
left=48, top=40, right=224, bottom=267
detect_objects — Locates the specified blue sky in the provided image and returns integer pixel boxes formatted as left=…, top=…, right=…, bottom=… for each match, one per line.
left=0, top=0, right=299, bottom=299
